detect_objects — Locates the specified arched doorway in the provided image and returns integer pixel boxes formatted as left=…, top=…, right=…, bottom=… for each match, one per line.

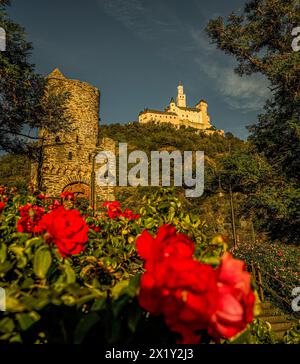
left=62, top=182, right=90, bottom=200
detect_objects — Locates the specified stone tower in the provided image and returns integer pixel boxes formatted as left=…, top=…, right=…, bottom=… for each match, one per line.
left=176, top=84, right=186, bottom=108
left=31, top=69, right=115, bottom=205
left=195, top=100, right=211, bottom=126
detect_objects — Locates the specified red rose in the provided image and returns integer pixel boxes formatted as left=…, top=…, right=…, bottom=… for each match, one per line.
left=120, top=208, right=140, bottom=220
left=136, top=226, right=255, bottom=344
left=137, top=225, right=215, bottom=344
left=102, top=201, right=140, bottom=220
left=102, top=201, right=120, bottom=208
left=216, top=253, right=251, bottom=296
left=37, top=206, right=89, bottom=257
left=208, top=253, right=255, bottom=339
left=60, top=191, right=75, bottom=201
left=48, top=199, right=61, bottom=210
left=0, top=202, right=5, bottom=213
left=86, top=219, right=101, bottom=233
left=136, top=225, right=195, bottom=268
left=102, top=201, right=122, bottom=219
left=17, top=203, right=45, bottom=233
left=93, top=226, right=101, bottom=232
left=138, top=256, right=218, bottom=344
left=37, top=193, right=47, bottom=200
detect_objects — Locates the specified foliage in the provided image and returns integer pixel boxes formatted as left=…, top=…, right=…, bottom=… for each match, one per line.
left=0, top=154, right=31, bottom=191
left=234, top=239, right=300, bottom=314
left=212, top=148, right=274, bottom=194
left=206, top=0, right=300, bottom=181
left=206, top=0, right=300, bottom=245
left=2, top=116, right=299, bottom=244
left=0, top=188, right=211, bottom=343
left=101, top=122, right=243, bottom=160
left=283, top=321, right=300, bottom=344
left=102, top=122, right=247, bottom=239
left=0, top=2, right=70, bottom=155
left=228, top=319, right=276, bottom=344
left=0, top=186, right=297, bottom=343
left=210, top=148, right=300, bottom=245
left=245, top=185, right=300, bottom=245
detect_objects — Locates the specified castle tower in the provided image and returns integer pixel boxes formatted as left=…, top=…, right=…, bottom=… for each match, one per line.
left=176, top=83, right=186, bottom=108
left=30, top=68, right=115, bottom=204
left=196, top=99, right=211, bottom=126
left=169, top=97, right=176, bottom=111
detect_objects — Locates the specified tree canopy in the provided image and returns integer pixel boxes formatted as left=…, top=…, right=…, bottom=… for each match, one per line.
left=206, top=0, right=300, bottom=180
left=0, top=1, right=70, bottom=156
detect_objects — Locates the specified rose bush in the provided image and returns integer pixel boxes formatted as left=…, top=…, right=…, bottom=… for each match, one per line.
left=0, top=186, right=294, bottom=344
left=234, top=240, right=300, bottom=315
left=36, top=206, right=89, bottom=257
left=136, top=225, right=255, bottom=343
left=0, top=201, right=5, bottom=213
left=17, top=203, right=45, bottom=233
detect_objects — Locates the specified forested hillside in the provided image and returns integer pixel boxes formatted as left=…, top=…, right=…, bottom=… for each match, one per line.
left=0, top=154, right=31, bottom=191
left=99, top=122, right=267, bottom=244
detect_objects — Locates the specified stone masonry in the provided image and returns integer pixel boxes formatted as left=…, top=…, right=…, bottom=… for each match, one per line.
left=30, top=69, right=115, bottom=206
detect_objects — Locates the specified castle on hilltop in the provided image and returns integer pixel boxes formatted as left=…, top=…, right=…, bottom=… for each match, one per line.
left=139, top=84, right=224, bottom=135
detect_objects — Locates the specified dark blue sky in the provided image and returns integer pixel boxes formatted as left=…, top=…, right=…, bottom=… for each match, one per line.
left=8, top=0, right=270, bottom=139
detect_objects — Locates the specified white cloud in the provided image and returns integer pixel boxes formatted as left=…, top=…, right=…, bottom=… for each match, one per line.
left=189, top=27, right=216, bottom=53
left=189, top=26, right=271, bottom=113
left=199, top=61, right=271, bottom=112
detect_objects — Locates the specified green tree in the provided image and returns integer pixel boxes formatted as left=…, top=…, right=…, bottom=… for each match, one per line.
left=206, top=0, right=300, bottom=244
left=206, top=0, right=300, bottom=180
left=0, top=153, right=30, bottom=191
left=0, top=1, right=70, bottom=156
left=216, top=149, right=274, bottom=194
left=246, top=184, right=300, bottom=244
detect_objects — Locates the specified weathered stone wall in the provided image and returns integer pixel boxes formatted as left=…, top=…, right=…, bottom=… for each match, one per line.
left=95, top=137, right=116, bottom=204
left=31, top=69, right=115, bottom=205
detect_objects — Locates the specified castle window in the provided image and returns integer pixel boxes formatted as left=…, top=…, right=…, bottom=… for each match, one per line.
left=88, top=154, right=91, bottom=163
left=55, top=136, right=60, bottom=143
left=68, top=152, right=73, bottom=161
left=76, top=136, right=79, bottom=143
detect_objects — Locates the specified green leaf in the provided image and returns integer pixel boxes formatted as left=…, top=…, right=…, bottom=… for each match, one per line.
left=0, top=243, right=7, bottom=264
left=5, top=295, right=25, bottom=312
left=34, top=247, right=52, bottom=279
left=63, top=264, right=76, bottom=284
left=16, top=312, right=40, bottom=331
left=112, top=295, right=130, bottom=317
left=111, top=280, right=129, bottom=300
left=0, top=318, right=15, bottom=334
left=74, top=313, right=100, bottom=344
left=144, top=218, right=155, bottom=229
left=25, top=237, right=44, bottom=248
left=127, top=305, right=143, bottom=333
left=91, top=297, right=107, bottom=312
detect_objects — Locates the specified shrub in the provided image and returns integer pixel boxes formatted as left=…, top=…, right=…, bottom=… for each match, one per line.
left=0, top=186, right=291, bottom=344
